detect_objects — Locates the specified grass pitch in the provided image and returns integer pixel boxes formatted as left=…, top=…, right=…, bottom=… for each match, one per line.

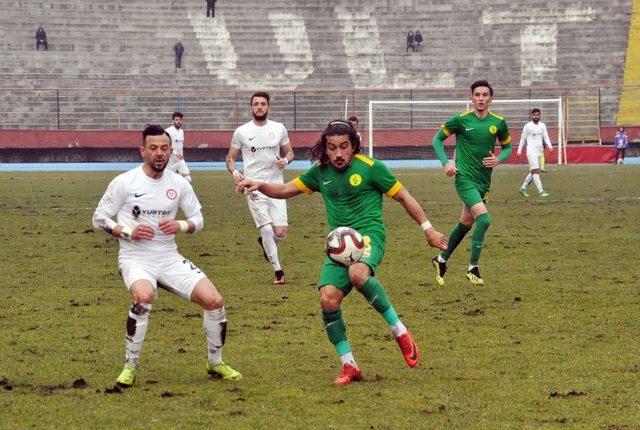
left=0, top=165, right=638, bottom=429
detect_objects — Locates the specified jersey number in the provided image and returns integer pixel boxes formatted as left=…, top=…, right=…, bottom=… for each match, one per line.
left=183, top=259, right=202, bottom=274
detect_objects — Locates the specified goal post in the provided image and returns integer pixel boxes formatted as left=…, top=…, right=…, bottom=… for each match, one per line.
left=367, top=98, right=566, bottom=164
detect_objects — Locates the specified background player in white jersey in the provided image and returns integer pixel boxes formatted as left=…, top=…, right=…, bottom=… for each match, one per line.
left=92, top=124, right=241, bottom=387
left=226, top=92, right=294, bottom=285
left=165, top=111, right=192, bottom=183
left=517, top=108, right=553, bottom=197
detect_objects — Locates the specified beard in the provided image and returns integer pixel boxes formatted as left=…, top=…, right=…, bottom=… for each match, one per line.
left=149, top=157, right=168, bottom=172
left=252, top=112, right=267, bottom=121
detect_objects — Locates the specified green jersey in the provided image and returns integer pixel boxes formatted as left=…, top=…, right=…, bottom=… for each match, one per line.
left=293, top=154, right=402, bottom=239
left=436, top=110, right=511, bottom=187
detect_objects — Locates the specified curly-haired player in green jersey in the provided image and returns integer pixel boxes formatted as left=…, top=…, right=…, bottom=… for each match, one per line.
left=236, top=120, right=447, bottom=385
left=432, top=80, right=512, bottom=287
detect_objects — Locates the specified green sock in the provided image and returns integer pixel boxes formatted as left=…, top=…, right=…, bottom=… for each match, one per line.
left=470, top=213, right=491, bottom=266
left=322, top=309, right=351, bottom=356
left=357, top=277, right=399, bottom=325
left=440, top=222, right=472, bottom=261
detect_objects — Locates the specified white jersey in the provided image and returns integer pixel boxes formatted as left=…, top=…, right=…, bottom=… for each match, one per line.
left=518, top=121, right=552, bottom=155
left=93, top=166, right=201, bottom=257
left=231, top=119, right=290, bottom=183
left=165, top=125, right=185, bottom=156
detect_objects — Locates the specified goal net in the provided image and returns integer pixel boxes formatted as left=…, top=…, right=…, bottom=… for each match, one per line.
left=367, top=98, right=566, bottom=164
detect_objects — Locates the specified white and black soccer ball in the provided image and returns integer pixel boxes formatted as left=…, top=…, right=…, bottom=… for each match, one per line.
left=324, top=227, right=365, bottom=267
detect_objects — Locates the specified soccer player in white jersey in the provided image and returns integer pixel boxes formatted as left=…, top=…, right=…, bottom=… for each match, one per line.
left=165, top=112, right=192, bottom=183
left=226, top=92, right=294, bottom=285
left=517, top=108, right=553, bottom=197
left=92, top=124, right=241, bottom=387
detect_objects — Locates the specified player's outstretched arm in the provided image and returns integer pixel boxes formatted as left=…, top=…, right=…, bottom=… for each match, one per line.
left=392, top=187, right=448, bottom=250
left=236, top=179, right=303, bottom=199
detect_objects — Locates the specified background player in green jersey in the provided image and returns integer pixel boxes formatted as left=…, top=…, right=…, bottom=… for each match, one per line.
left=432, top=80, right=512, bottom=286
left=236, top=120, right=447, bottom=385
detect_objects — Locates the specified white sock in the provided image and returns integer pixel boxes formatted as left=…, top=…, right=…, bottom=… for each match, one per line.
left=521, top=173, right=532, bottom=190
left=468, top=264, right=477, bottom=271
left=339, top=352, right=357, bottom=367
left=125, top=302, right=152, bottom=366
left=204, top=307, right=227, bottom=366
left=532, top=174, right=543, bottom=193
left=259, top=225, right=281, bottom=271
left=437, top=255, right=447, bottom=263
left=390, top=321, right=407, bottom=338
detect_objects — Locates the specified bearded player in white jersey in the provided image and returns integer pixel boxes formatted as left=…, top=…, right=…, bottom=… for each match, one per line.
left=92, top=124, right=241, bottom=387
left=165, top=111, right=192, bottom=183
left=517, top=108, right=553, bottom=198
left=226, top=92, right=294, bottom=285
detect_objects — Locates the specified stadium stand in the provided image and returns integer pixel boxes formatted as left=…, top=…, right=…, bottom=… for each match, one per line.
left=0, top=0, right=637, bottom=161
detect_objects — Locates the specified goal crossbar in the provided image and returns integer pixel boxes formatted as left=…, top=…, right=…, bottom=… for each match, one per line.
left=368, top=98, right=566, bottom=164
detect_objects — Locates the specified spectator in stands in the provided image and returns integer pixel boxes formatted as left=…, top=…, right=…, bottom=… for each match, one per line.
left=414, top=31, right=423, bottom=52
left=406, top=31, right=415, bottom=52
left=614, top=126, right=629, bottom=165
left=347, top=116, right=362, bottom=142
left=174, top=39, right=184, bottom=68
left=206, top=0, right=217, bottom=18
left=35, top=26, right=48, bottom=51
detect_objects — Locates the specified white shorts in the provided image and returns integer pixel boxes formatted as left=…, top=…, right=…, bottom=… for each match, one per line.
left=245, top=190, right=288, bottom=228
left=118, top=253, right=207, bottom=300
left=167, top=156, right=190, bottom=176
left=526, top=152, right=542, bottom=170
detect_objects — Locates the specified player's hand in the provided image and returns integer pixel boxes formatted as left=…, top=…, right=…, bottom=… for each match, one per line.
left=517, top=150, right=522, bottom=157
left=231, top=169, right=244, bottom=184
left=236, top=179, right=259, bottom=194
left=482, top=152, right=499, bottom=168
left=176, top=153, right=184, bottom=160
left=548, top=146, right=554, bottom=152
left=158, top=219, right=181, bottom=235
left=443, top=162, right=458, bottom=177
left=425, top=228, right=448, bottom=250
left=132, top=224, right=154, bottom=240
left=276, top=156, right=288, bottom=170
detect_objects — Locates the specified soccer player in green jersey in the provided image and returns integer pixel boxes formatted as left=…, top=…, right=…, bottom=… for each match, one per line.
left=431, top=80, right=512, bottom=286
left=236, top=120, right=447, bottom=385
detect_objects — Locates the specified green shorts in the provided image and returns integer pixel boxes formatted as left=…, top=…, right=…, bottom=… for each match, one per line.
left=455, top=177, right=489, bottom=208
left=318, top=232, right=385, bottom=294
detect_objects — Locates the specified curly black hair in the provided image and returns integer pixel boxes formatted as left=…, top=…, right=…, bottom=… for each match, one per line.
left=309, top=120, right=361, bottom=167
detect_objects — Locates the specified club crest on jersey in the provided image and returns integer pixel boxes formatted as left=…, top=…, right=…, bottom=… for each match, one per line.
left=349, top=174, right=362, bottom=187
left=268, top=131, right=275, bottom=140
left=489, top=125, right=498, bottom=135
left=132, top=205, right=141, bottom=218
left=166, top=189, right=177, bottom=200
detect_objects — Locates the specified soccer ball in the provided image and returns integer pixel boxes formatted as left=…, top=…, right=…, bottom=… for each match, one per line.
left=324, top=227, right=365, bottom=266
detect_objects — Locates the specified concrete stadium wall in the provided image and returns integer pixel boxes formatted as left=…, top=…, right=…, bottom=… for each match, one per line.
left=0, top=0, right=633, bottom=131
